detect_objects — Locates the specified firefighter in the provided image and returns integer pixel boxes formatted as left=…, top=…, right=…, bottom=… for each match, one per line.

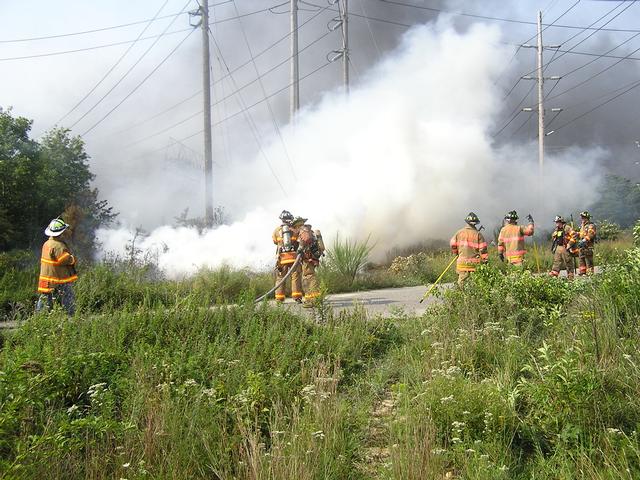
left=36, top=218, right=78, bottom=315
left=295, top=218, right=325, bottom=307
left=450, top=212, right=488, bottom=285
left=272, top=210, right=303, bottom=303
left=578, top=210, right=597, bottom=275
left=498, top=210, right=535, bottom=267
left=549, top=215, right=577, bottom=280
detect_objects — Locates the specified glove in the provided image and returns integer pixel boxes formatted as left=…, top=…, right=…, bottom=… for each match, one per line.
left=578, top=239, right=587, bottom=248
left=498, top=252, right=505, bottom=262
left=526, top=214, right=534, bottom=223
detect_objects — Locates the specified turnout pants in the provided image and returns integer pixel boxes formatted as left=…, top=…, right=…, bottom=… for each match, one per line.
left=549, top=246, right=575, bottom=279
left=275, top=262, right=302, bottom=302
left=302, top=261, right=320, bottom=304
left=578, top=247, right=594, bottom=275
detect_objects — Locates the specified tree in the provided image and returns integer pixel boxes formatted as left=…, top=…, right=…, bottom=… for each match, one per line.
left=590, top=175, right=640, bottom=228
left=0, top=108, right=115, bottom=255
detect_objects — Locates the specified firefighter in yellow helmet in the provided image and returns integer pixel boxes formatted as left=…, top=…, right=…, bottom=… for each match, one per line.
left=450, top=212, right=488, bottom=285
left=498, top=211, right=534, bottom=267
left=272, top=210, right=303, bottom=302
left=549, top=215, right=577, bottom=280
left=294, top=217, right=326, bottom=308
left=577, top=211, right=597, bottom=275
left=36, top=218, right=78, bottom=315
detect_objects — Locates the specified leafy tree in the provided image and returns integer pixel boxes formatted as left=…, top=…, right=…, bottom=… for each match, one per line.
left=0, top=108, right=115, bottom=256
left=590, top=174, right=640, bottom=228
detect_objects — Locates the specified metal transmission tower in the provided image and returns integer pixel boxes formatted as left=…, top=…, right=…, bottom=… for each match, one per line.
left=327, top=0, right=349, bottom=94
left=290, top=0, right=300, bottom=121
left=190, top=3, right=214, bottom=226
left=521, top=11, right=562, bottom=183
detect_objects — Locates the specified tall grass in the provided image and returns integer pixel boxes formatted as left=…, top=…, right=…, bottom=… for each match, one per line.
left=324, top=234, right=374, bottom=287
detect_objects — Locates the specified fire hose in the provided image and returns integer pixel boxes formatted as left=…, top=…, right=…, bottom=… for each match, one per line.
left=255, top=253, right=303, bottom=303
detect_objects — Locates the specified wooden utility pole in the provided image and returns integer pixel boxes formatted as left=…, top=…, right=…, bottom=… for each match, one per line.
left=200, top=2, right=214, bottom=226
left=341, top=0, right=349, bottom=94
left=290, top=0, right=299, bottom=121
left=521, top=11, right=561, bottom=189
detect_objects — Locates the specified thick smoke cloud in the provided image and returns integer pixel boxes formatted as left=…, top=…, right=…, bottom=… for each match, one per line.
left=97, top=20, right=604, bottom=277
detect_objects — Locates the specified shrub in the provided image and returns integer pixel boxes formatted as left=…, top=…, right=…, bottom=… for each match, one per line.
left=597, top=220, right=622, bottom=241
left=324, top=234, right=374, bottom=287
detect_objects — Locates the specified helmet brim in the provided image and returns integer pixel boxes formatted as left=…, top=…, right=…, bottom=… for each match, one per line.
left=45, top=226, right=67, bottom=237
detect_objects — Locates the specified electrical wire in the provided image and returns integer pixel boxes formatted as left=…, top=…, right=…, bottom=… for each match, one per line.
left=521, top=1, right=637, bottom=78
left=550, top=78, right=640, bottom=134
left=230, top=0, right=332, bottom=178
left=0, top=2, right=291, bottom=62
left=133, top=60, right=333, bottom=160
left=376, top=0, right=640, bottom=33
left=107, top=3, right=333, bottom=138
left=68, top=0, right=192, bottom=130
left=54, top=0, right=171, bottom=128
left=122, top=27, right=333, bottom=148
left=497, top=0, right=580, bottom=97
left=546, top=37, right=640, bottom=101
left=0, top=0, right=232, bottom=43
left=208, top=29, right=287, bottom=196
left=81, top=27, right=197, bottom=136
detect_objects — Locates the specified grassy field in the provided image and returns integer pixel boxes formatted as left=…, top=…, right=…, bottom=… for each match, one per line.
left=1, top=235, right=639, bottom=478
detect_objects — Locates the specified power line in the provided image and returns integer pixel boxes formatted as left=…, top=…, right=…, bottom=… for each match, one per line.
left=133, top=59, right=333, bottom=160
left=81, top=27, right=197, bottom=136
left=554, top=47, right=640, bottom=61
left=70, top=0, right=190, bottom=130
left=521, top=1, right=637, bottom=78
left=232, top=0, right=320, bottom=179
left=208, top=29, right=288, bottom=196
left=376, top=0, right=640, bottom=33
left=123, top=27, right=334, bottom=148
left=105, top=2, right=333, bottom=138
left=550, top=78, right=640, bottom=134
left=495, top=0, right=580, bottom=96
left=545, top=37, right=640, bottom=103
left=0, top=2, right=290, bottom=62
left=0, top=1, right=233, bottom=43
left=54, top=0, right=172, bottom=128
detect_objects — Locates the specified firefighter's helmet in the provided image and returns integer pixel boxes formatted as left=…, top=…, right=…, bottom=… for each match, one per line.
left=579, top=210, right=591, bottom=219
left=279, top=210, right=294, bottom=224
left=465, top=212, right=480, bottom=225
left=291, top=216, right=308, bottom=227
left=554, top=215, right=565, bottom=223
left=505, top=210, right=519, bottom=222
left=44, top=218, right=69, bottom=237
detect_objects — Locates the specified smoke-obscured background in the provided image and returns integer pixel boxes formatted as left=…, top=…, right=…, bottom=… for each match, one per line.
left=2, top=0, right=639, bottom=275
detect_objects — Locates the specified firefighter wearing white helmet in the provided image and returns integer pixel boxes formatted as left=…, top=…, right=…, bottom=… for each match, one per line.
left=272, top=210, right=303, bottom=302
left=36, top=218, right=78, bottom=315
left=449, top=212, right=488, bottom=285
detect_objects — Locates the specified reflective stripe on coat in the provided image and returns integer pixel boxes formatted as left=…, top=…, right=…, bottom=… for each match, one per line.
left=450, top=226, right=488, bottom=272
left=38, top=238, right=77, bottom=293
left=498, top=223, right=534, bottom=264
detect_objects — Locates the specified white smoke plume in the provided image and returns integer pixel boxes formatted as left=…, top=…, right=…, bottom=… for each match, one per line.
left=97, top=19, right=604, bottom=277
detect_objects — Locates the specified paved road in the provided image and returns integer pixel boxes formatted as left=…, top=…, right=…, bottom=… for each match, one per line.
left=270, top=284, right=447, bottom=318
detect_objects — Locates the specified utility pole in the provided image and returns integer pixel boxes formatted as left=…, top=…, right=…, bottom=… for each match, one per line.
left=190, top=3, right=214, bottom=225
left=201, top=2, right=214, bottom=226
left=290, top=0, right=299, bottom=121
left=327, top=0, right=350, bottom=95
left=521, top=11, right=561, bottom=187
left=341, top=0, right=349, bottom=94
